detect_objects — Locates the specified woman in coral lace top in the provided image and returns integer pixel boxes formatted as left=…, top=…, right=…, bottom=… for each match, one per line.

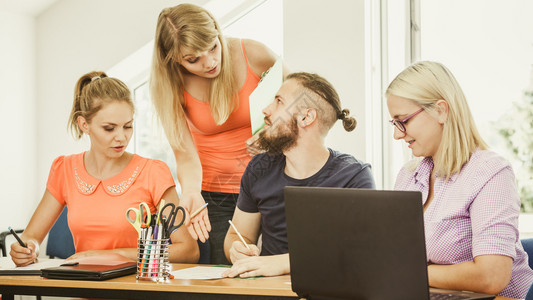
left=10, top=71, right=198, bottom=266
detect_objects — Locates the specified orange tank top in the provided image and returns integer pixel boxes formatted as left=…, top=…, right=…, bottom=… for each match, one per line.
left=183, top=41, right=261, bottom=194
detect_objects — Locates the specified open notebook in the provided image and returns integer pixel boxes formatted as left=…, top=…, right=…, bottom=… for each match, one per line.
left=0, top=257, right=65, bottom=275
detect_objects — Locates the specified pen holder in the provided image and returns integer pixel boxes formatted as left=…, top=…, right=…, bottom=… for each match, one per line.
left=136, top=238, right=170, bottom=281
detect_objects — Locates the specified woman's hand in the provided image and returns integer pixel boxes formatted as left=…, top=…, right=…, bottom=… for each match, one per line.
left=67, top=249, right=110, bottom=260
left=181, top=192, right=211, bottom=242
left=10, top=239, right=39, bottom=267
left=246, top=131, right=264, bottom=156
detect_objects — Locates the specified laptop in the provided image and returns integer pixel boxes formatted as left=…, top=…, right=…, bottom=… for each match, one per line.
left=284, top=186, right=495, bottom=300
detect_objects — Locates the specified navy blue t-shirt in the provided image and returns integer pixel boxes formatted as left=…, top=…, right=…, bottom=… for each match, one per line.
left=237, top=148, right=375, bottom=256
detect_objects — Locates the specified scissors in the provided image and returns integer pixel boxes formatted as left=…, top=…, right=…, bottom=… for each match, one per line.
left=159, top=203, right=186, bottom=238
left=125, top=202, right=151, bottom=237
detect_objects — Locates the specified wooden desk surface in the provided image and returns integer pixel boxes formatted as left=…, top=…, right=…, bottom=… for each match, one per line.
left=0, top=264, right=519, bottom=300
left=0, top=264, right=299, bottom=299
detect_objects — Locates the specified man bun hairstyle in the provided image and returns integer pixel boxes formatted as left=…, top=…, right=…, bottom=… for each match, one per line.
left=286, top=72, right=357, bottom=132
left=337, top=108, right=357, bottom=132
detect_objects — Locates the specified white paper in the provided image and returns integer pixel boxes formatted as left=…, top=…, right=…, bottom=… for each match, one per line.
left=0, top=257, right=65, bottom=272
left=170, top=266, right=230, bottom=280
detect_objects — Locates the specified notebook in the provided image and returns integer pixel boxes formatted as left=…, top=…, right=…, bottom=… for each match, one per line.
left=283, top=186, right=495, bottom=300
left=40, top=253, right=136, bottom=281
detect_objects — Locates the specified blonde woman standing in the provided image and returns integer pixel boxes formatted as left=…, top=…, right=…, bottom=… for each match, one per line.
left=150, top=3, right=282, bottom=264
left=386, top=61, right=533, bottom=299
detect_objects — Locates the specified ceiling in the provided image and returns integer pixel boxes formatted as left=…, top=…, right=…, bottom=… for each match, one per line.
left=0, top=0, right=59, bottom=17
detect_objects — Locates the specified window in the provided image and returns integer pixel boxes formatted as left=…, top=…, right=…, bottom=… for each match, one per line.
left=418, top=0, right=533, bottom=213
left=371, top=0, right=415, bottom=189
left=132, top=81, right=177, bottom=180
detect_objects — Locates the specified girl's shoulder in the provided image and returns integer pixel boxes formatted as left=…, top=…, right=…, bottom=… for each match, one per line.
left=231, top=38, right=278, bottom=77
left=464, top=149, right=512, bottom=177
left=133, top=155, right=172, bottom=176
left=50, top=152, right=84, bottom=171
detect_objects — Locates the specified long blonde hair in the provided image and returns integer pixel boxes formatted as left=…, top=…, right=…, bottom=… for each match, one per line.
left=68, top=71, right=133, bottom=139
left=150, top=3, right=237, bottom=150
left=386, top=61, right=488, bottom=179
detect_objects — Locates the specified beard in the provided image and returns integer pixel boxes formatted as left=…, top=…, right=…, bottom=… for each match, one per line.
left=257, top=115, right=299, bottom=155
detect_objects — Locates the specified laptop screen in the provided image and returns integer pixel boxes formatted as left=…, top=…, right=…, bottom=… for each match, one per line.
left=284, top=186, right=429, bottom=299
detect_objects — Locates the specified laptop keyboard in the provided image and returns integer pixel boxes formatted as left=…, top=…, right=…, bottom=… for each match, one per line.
left=429, top=292, right=470, bottom=300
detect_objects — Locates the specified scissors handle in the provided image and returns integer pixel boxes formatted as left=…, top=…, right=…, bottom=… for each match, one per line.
left=126, top=208, right=139, bottom=224
left=167, top=206, right=186, bottom=236
left=125, top=208, right=141, bottom=236
left=139, top=202, right=151, bottom=225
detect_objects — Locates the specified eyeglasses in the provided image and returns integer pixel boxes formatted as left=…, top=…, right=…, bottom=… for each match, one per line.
left=389, top=108, right=424, bottom=133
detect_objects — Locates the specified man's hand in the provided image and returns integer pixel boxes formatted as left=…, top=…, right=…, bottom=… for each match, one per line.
left=228, top=240, right=259, bottom=263
left=222, top=254, right=290, bottom=278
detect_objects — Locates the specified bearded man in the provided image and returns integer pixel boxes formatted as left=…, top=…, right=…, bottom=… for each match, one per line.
left=222, top=72, right=375, bottom=278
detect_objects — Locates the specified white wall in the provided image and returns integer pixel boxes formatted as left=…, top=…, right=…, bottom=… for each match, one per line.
left=283, top=0, right=367, bottom=161
left=0, top=11, right=36, bottom=229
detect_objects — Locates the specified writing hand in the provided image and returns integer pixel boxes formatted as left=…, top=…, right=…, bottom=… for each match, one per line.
left=229, top=240, right=259, bottom=263
left=10, top=239, right=39, bottom=267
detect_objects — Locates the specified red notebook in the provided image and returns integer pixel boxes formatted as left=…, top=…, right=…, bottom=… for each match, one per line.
left=41, top=253, right=136, bottom=281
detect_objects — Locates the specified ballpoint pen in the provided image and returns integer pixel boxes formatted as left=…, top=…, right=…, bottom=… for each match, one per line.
left=8, top=226, right=27, bottom=248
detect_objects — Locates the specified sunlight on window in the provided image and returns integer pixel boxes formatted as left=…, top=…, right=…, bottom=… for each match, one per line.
left=133, top=82, right=177, bottom=182
left=223, top=0, right=283, bottom=56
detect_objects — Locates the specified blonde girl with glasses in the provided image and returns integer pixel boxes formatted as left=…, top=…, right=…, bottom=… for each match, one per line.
left=386, top=61, right=533, bottom=299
